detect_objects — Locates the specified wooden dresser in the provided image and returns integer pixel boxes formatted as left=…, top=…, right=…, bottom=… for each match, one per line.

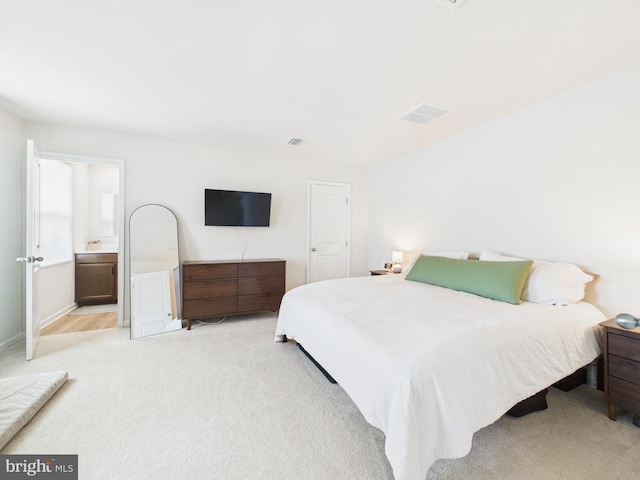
left=182, top=259, right=286, bottom=330
left=600, top=318, right=640, bottom=420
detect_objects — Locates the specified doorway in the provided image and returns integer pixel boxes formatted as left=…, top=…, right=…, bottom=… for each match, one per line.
left=23, top=141, right=125, bottom=358
left=306, top=181, right=351, bottom=283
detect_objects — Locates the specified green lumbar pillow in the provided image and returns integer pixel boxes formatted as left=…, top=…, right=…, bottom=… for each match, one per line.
left=405, top=255, right=533, bottom=304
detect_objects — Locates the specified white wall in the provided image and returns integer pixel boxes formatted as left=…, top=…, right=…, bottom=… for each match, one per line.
left=369, top=64, right=640, bottom=318
left=71, top=162, right=90, bottom=250
left=0, top=106, right=24, bottom=349
left=37, top=262, right=75, bottom=326
left=23, top=123, right=370, bottom=297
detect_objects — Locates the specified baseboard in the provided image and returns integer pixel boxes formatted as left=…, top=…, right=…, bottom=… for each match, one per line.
left=0, top=333, right=24, bottom=353
left=0, top=304, right=78, bottom=353
left=40, top=303, right=78, bottom=329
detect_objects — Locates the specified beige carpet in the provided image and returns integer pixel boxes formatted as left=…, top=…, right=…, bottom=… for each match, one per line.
left=0, top=314, right=638, bottom=480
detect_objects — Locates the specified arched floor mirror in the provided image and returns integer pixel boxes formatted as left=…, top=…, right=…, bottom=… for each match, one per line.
left=129, top=204, right=182, bottom=339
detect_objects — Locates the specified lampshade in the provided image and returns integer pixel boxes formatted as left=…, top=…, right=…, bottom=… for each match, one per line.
left=392, top=251, right=404, bottom=264
left=391, top=251, right=404, bottom=273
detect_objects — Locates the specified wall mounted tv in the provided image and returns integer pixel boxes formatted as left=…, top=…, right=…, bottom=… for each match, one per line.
left=204, top=189, right=272, bottom=227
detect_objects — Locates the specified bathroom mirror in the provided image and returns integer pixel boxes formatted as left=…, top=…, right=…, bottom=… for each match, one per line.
left=129, top=204, right=182, bottom=339
left=100, top=193, right=118, bottom=236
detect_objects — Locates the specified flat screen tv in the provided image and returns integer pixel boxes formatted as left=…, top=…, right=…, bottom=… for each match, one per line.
left=205, top=189, right=272, bottom=227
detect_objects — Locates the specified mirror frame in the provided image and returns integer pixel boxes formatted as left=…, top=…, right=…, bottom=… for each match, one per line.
left=128, top=204, right=182, bottom=338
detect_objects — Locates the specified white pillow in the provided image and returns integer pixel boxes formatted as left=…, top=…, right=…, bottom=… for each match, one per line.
left=404, top=251, right=469, bottom=276
left=478, top=251, right=522, bottom=262
left=478, top=251, right=594, bottom=306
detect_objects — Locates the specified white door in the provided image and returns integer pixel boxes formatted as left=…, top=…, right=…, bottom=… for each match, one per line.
left=131, top=271, right=181, bottom=338
left=16, top=139, right=43, bottom=360
left=307, top=181, right=350, bottom=283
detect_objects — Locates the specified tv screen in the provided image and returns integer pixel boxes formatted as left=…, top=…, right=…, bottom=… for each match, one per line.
left=205, top=189, right=272, bottom=227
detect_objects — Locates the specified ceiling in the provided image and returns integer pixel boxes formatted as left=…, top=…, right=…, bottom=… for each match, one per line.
left=2, top=0, right=640, bottom=166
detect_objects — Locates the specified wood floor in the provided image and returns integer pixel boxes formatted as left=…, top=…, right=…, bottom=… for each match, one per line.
left=41, top=311, right=118, bottom=335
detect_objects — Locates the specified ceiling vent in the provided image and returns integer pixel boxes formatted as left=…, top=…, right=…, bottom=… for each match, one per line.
left=433, top=0, right=466, bottom=10
left=287, top=137, right=304, bottom=146
left=398, top=103, right=452, bottom=126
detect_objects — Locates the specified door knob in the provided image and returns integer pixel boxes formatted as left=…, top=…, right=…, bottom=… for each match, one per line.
left=311, top=248, right=317, bottom=252
left=16, top=256, right=44, bottom=263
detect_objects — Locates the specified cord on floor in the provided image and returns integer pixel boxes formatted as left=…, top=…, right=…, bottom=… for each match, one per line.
left=196, top=317, right=226, bottom=326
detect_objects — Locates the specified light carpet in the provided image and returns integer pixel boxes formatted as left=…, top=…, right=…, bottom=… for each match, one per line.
left=0, top=314, right=638, bottom=480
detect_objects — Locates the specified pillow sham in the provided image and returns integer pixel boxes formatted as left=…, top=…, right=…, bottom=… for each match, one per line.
left=405, top=254, right=532, bottom=305
left=403, top=250, right=470, bottom=276
left=479, top=251, right=594, bottom=306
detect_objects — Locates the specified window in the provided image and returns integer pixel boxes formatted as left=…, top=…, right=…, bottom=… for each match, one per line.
left=39, top=159, right=73, bottom=266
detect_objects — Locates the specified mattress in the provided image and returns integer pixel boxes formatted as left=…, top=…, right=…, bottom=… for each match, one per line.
left=274, top=274, right=605, bottom=480
left=0, top=370, right=68, bottom=450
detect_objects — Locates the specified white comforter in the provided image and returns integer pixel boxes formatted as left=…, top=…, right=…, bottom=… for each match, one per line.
left=274, top=274, right=605, bottom=480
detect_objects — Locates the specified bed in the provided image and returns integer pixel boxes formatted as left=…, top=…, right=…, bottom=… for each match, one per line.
left=274, top=256, right=606, bottom=480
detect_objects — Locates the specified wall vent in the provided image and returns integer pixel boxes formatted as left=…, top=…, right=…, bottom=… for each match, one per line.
left=287, top=137, right=304, bottom=146
left=433, top=0, right=466, bottom=10
left=398, top=103, right=452, bottom=126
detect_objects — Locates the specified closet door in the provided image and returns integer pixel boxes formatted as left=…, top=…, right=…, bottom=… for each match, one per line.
left=307, top=181, right=350, bottom=283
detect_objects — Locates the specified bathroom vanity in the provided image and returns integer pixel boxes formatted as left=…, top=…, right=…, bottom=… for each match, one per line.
left=75, top=252, right=118, bottom=306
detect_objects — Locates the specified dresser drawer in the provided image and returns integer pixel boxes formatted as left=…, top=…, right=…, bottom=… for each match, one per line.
left=608, top=376, right=640, bottom=412
left=183, top=297, right=237, bottom=318
left=609, top=354, right=640, bottom=385
left=183, top=263, right=238, bottom=281
left=608, top=332, right=640, bottom=362
left=76, top=253, right=118, bottom=264
left=183, top=279, right=237, bottom=300
left=238, top=276, right=284, bottom=295
left=182, top=259, right=286, bottom=329
left=238, top=261, right=285, bottom=277
left=238, top=292, right=283, bottom=312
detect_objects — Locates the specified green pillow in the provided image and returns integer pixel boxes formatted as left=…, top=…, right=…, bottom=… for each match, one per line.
left=405, top=255, right=533, bottom=304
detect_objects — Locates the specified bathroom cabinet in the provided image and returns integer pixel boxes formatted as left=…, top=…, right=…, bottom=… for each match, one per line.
left=75, top=253, right=118, bottom=306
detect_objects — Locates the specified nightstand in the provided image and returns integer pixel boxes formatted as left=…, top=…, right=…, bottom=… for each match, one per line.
left=370, top=270, right=394, bottom=276
left=600, top=319, right=640, bottom=421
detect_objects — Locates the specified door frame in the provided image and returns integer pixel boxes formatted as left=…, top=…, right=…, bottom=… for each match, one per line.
left=39, top=150, right=126, bottom=328
left=306, top=180, right=351, bottom=284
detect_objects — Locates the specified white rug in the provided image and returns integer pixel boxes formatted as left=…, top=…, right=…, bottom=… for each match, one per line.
left=0, top=370, right=68, bottom=449
left=68, top=305, right=117, bottom=315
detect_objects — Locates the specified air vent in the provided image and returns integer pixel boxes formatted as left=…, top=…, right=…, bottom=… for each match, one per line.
left=433, top=0, right=466, bottom=10
left=287, top=137, right=304, bottom=146
left=398, top=103, right=452, bottom=126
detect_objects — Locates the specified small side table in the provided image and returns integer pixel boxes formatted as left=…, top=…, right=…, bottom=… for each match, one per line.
left=370, top=270, right=394, bottom=276
left=600, top=319, right=640, bottom=422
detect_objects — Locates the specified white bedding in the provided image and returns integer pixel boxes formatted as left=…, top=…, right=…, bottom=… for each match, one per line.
left=274, top=274, right=606, bottom=480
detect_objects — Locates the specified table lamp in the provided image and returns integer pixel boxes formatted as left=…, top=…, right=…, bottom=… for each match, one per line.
left=392, top=251, right=404, bottom=273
